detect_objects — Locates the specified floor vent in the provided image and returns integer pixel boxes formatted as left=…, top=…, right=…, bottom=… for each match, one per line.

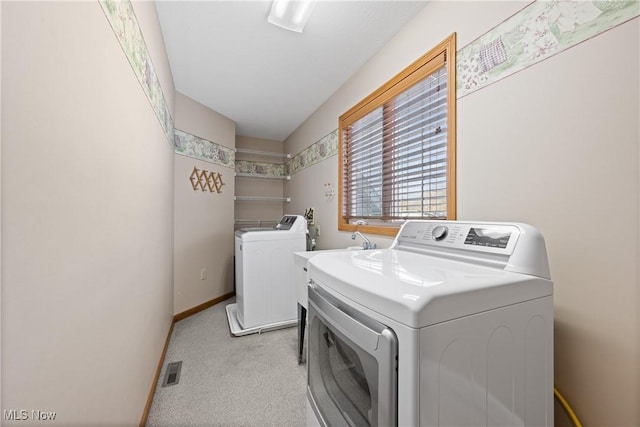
left=162, top=361, right=182, bottom=387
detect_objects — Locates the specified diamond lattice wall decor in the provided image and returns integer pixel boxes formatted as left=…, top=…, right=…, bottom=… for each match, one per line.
left=189, top=166, right=224, bottom=194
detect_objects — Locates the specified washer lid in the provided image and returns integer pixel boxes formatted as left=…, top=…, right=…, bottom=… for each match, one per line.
left=308, top=249, right=552, bottom=328
left=235, top=227, right=275, bottom=235
left=236, top=229, right=307, bottom=242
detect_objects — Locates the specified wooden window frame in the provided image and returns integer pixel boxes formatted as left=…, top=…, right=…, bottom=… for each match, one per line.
left=338, top=33, right=457, bottom=237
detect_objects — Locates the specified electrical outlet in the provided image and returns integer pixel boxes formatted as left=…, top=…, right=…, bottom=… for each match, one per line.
left=200, top=268, right=207, bottom=280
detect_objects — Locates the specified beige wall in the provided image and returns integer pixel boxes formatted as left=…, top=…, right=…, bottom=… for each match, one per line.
left=285, top=2, right=640, bottom=425
left=458, top=20, right=639, bottom=427
left=0, top=0, right=3, bottom=408
left=173, top=92, right=235, bottom=315
left=1, top=2, right=174, bottom=425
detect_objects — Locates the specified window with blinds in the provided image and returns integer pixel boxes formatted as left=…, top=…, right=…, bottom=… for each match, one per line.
left=338, top=34, right=456, bottom=237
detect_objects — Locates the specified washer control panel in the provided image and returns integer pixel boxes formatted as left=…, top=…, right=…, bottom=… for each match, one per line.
left=276, top=215, right=299, bottom=230
left=392, top=220, right=550, bottom=278
left=395, top=221, right=520, bottom=255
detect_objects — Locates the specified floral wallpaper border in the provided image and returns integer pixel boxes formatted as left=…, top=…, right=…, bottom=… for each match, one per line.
left=236, top=161, right=286, bottom=177
left=174, top=129, right=235, bottom=168
left=100, top=0, right=638, bottom=174
left=457, top=0, right=639, bottom=97
left=287, top=130, right=338, bottom=176
left=100, top=0, right=235, bottom=169
left=289, top=1, right=639, bottom=176
left=99, top=0, right=174, bottom=144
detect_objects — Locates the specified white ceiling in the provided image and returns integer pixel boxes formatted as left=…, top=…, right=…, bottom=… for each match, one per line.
left=156, top=1, right=427, bottom=141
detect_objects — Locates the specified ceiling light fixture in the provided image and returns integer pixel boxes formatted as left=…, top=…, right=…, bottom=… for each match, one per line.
left=267, top=0, right=317, bottom=33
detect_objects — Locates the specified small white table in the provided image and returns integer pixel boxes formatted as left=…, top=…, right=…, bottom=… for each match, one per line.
left=293, top=249, right=358, bottom=364
left=293, top=251, right=316, bottom=364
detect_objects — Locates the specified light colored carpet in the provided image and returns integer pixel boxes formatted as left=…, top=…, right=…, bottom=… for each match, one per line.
left=146, top=298, right=307, bottom=427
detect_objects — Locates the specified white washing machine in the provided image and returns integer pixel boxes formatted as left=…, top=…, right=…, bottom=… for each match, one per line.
left=306, top=220, right=553, bottom=426
left=226, top=214, right=307, bottom=336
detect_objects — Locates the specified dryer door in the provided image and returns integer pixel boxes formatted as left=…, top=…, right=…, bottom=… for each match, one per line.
left=307, top=283, right=398, bottom=427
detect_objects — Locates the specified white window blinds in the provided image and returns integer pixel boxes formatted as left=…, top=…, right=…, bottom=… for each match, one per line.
left=341, top=54, right=449, bottom=221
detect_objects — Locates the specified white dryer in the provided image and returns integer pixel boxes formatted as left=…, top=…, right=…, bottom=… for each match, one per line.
left=227, top=215, right=307, bottom=336
left=306, top=220, right=553, bottom=426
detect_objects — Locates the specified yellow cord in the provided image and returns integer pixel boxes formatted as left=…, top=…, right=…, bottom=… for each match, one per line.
left=554, top=387, right=582, bottom=427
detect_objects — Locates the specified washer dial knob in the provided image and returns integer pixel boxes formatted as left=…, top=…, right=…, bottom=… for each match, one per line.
left=432, top=225, right=448, bottom=241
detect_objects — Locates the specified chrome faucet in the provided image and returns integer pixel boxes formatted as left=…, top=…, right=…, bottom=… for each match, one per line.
left=352, top=231, right=376, bottom=250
